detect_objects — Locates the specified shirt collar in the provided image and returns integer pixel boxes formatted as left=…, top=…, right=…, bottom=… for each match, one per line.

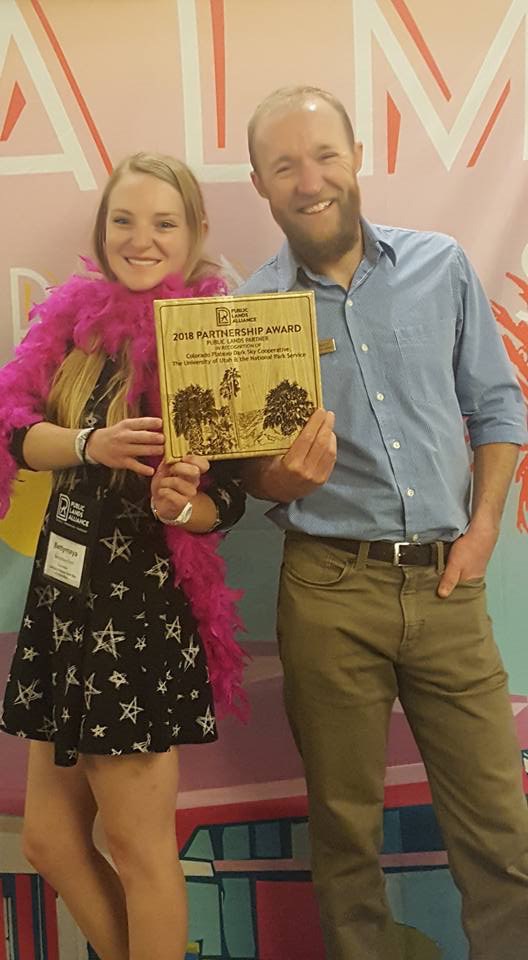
left=276, top=216, right=397, bottom=291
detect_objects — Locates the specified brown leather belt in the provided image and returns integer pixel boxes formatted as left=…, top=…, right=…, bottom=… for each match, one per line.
left=327, top=538, right=453, bottom=566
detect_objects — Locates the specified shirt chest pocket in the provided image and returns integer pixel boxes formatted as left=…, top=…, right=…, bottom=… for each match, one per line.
left=393, top=320, right=452, bottom=406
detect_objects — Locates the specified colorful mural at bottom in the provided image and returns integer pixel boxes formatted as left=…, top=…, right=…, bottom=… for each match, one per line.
left=2, top=718, right=528, bottom=959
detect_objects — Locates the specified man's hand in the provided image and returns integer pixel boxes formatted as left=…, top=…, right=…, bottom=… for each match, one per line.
left=244, top=409, right=337, bottom=502
left=437, top=522, right=498, bottom=598
left=437, top=442, right=519, bottom=598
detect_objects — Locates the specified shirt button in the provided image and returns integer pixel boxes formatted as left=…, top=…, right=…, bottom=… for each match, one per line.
left=376, top=392, right=385, bottom=401
left=392, top=440, right=400, bottom=449
left=361, top=343, right=369, bottom=352
left=406, top=487, right=415, bottom=497
left=346, top=298, right=353, bottom=307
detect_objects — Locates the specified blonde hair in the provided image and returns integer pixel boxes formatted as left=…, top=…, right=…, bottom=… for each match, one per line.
left=48, top=153, right=214, bottom=479
left=248, top=85, right=356, bottom=170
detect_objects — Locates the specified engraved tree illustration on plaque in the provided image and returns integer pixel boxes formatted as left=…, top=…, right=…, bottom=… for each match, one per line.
left=263, top=380, right=315, bottom=437
left=219, top=367, right=241, bottom=446
left=172, top=384, right=217, bottom=453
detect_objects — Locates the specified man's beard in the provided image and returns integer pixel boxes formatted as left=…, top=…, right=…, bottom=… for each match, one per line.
left=278, top=190, right=361, bottom=271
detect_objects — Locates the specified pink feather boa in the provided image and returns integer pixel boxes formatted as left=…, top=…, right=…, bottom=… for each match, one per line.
left=0, top=267, right=248, bottom=719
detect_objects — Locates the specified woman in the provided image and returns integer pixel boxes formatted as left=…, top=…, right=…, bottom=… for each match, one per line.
left=0, top=153, right=246, bottom=960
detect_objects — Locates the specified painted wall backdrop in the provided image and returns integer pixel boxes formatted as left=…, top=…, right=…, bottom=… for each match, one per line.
left=0, top=1, right=527, bottom=958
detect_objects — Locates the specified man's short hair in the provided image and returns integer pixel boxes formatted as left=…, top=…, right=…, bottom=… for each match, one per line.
left=248, top=86, right=356, bottom=170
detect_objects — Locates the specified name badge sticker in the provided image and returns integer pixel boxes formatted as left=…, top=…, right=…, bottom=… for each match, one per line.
left=42, top=488, right=103, bottom=598
left=44, top=532, right=86, bottom=589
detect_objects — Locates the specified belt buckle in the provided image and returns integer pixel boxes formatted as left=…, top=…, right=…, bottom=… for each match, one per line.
left=393, top=541, right=411, bottom=565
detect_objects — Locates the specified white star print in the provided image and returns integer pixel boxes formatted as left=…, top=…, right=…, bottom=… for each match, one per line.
left=87, top=591, right=98, bottom=610
left=116, top=498, right=148, bottom=531
left=73, top=626, right=84, bottom=643
left=190, top=689, right=199, bottom=700
left=100, top=527, right=133, bottom=563
left=84, top=672, right=102, bottom=710
left=65, top=665, right=81, bottom=694
left=196, top=706, right=216, bottom=737
left=172, top=723, right=181, bottom=737
left=165, top=617, right=181, bottom=643
left=110, top=581, right=129, bottom=600
left=119, top=696, right=144, bottom=724
left=218, top=488, right=232, bottom=506
left=145, top=554, right=170, bottom=587
left=92, top=619, right=125, bottom=659
left=62, top=707, right=70, bottom=722
left=13, top=679, right=43, bottom=710
left=23, top=616, right=33, bottom=628
left=180, top=637, right=200, bottom=672
left=156, top=680, right=168, bottom=694
left=52, top=614, right=74, bottom=651
left=108, top=671, right=128, bottom=689
left=91, top=724, right=107, bottom=738
left=22, top=647, right=38, bottom=662
left=84, top=412, right=98, bottom=428
left=38, top=715, right=58, bottom=740
left=135, top=636, right=147, bottom=651
left=132, top=734, right=151, bottom=753
left=35, top=584, right=60, bottom=610
left=16, top=730, right=27, bottom=738
left=66, top=749, right=78, bottom=761
left=52, top=671, right=58, bottom=687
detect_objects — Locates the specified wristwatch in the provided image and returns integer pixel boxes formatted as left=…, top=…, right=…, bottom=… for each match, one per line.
left=208, top=501, right=222, bottom=531
left=150, top=498, right=193, bottom=526
left=74, top=427, right=98, bottom=465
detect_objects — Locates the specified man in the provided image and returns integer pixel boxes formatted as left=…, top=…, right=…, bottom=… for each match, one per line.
left=237, top=86, right=528, bottom=960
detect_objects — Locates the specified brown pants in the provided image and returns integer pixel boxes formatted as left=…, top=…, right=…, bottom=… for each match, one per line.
left=278, top=532, right=528, bottom=960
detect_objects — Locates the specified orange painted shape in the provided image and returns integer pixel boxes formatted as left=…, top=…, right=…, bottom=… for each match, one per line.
left=210, top=0, right=226, bottom=149
left=0, top=82, right=26, bottom=141
left=389, top=0, right=451, bottom=101
left=387, top=94, right=401, bottom=174
left=506, top=272, right=528, bottom=308
left=30, top=0, right=112, bottom=173
left=467, top=80, right=511, bottom=167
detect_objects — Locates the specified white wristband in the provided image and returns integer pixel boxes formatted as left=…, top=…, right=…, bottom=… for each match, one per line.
left=150, top=499, right=193, bottom=526
left=74, top=427, right=98, bottom=466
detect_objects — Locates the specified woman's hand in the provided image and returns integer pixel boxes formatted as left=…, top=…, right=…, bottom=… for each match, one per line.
left=86, top=417, right=165, bottom=477
left=150, top=455, right=210, bottom=521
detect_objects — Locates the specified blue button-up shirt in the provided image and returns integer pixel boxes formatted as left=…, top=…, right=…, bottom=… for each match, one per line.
left=236, top=220, right=526, bottom=541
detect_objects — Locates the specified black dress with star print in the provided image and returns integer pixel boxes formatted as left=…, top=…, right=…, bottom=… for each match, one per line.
left=0, top=361, right=245, bottom=766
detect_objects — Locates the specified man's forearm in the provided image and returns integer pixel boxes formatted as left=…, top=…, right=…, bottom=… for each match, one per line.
left=242, top=457, right=290, bottom=502
left=470, top=442, right=520, bottom=532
